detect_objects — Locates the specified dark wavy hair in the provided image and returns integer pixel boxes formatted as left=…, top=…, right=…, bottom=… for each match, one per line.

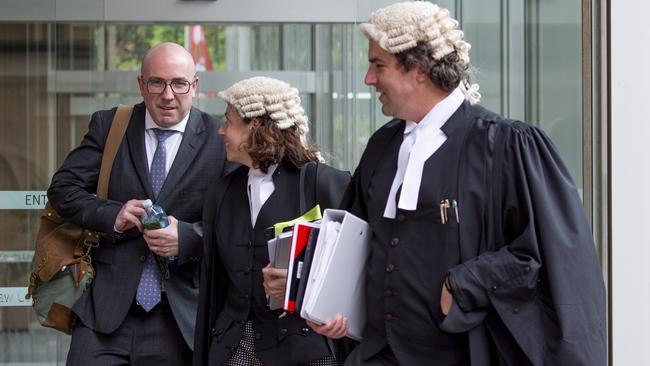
left=394, top=41, right=470, bottom=93
left=244, top=115, right=320, bottom=174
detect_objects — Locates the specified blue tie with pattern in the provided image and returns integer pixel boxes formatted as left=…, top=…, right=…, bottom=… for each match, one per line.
left=149, top=129, right=176, bottom=199
left=136, top=128, right=175, bottom=312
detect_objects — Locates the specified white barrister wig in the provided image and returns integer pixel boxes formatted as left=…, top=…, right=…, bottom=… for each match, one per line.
left=360, top=1, right=481, bottom=104
left=217, top=76, right=309, bottom=137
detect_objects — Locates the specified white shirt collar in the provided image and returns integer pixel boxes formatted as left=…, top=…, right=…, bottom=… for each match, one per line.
left=247, top=164, right=277, bottom=181
left=406, top=86, right=465, bottom=137
left=384, top=87, right=465, bottom=218
left=247, top=164, right=278, bottom=226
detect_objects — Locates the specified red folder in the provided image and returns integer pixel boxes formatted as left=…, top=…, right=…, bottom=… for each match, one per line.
left=284, top=221, right=320, bottom=312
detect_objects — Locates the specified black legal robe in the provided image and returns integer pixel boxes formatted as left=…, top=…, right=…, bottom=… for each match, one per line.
left=342, top=101, right=606, bottom=366
left=194, top=162, right=350, bottom=366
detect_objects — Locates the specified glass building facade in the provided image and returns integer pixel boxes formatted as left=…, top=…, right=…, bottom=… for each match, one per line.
left=0, top=0, right=594, bottom=363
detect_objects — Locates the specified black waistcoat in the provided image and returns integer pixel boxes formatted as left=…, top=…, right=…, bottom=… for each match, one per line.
left=359, top=122, right=470, bottom=365
left=209, top=164, right=331, bottom=365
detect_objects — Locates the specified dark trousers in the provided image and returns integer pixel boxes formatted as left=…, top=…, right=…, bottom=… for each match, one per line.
left=344, top=345, right=400, bottom=366
left=66, top=295, right=192, bottom=366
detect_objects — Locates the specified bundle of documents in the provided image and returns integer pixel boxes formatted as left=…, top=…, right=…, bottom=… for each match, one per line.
left=284, top=222, right=320, bottom=312
left=267, top=231, right=294, bottom=311
left=299, top=209, right=370, bottom=341
left=266, top=205, right=322, bottom=311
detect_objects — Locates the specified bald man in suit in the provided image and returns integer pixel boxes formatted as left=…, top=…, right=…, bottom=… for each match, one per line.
left=48, top=42, right=228, bottom=365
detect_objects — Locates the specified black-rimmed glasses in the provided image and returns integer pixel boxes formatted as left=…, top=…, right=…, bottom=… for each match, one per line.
left=145, top=77, right=197, bottom=95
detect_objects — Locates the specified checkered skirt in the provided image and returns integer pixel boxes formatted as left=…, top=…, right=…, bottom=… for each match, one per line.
left=222, top=321, right=341, bottom=366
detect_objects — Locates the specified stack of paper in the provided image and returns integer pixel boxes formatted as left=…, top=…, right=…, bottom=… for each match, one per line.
left=284, top=222, right=321, bottom=312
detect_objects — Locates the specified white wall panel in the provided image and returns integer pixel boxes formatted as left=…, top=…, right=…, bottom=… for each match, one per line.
left=611, top=0, right=650, bottom=364
left=0, top=0, right=55, bottom=21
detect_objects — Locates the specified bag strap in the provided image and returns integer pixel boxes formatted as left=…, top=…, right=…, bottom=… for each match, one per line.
left=299, top=161, right=318, bottom=214
left=96, top=104, right=133, bottom=198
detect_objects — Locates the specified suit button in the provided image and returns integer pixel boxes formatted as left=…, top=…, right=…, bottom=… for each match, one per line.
left=255, top=332, right=262, bottom=340
left=385, top=264, right=396, bottom=273
left=210, top=327, right=217, bottom=335
left=384, top=289, right=393, bottom=297
left=301, top=327, right=309, bottom=334
left=491, top=285, right=497, bottom=292
left=396, top=214, right=405, bottom=222
left=513, top=308, right=519, bottom=314
left=524, top=266, right=531, bottom=273
left=139, top=255, right=146, bottom=261
left=248, top=240, right=253, bottom=248
left=279, top=328, right=288, bottom=335
left=390, top=238, right=399, bottom=247
left=244, top=267, right=251, bottom=274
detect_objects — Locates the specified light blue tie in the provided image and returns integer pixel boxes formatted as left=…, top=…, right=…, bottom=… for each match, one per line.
left=136, top=128, right=175, bottom=312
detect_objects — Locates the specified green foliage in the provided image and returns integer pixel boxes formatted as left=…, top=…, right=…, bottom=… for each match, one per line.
left=151, top=25, right=184, bottom=46
left=112, top=25, right=154, bottom=70
left=110, top=24, right=226, bottom=71
left=203, top=25, right=226, bottom=70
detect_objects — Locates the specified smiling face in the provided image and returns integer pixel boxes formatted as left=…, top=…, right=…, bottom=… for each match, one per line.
left=364, top=40, right=420, bottom=120
left=218, top=104, right=254, bottom=167
left=137, top=43, right=198, bottom=128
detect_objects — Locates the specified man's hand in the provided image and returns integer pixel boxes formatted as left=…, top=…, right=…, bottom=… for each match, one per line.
left=262, top=264, right=287, bottom=300
left=115, top=199, right=147, bottom=232
left=440, top=277, right=453, bottom=316
left=143, top=216, right=179, bottom=257
left=307, top=315, right=348, bottom=339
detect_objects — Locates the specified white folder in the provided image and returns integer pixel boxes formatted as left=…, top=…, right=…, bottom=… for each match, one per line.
left=300, top=209, right=370, bottom=341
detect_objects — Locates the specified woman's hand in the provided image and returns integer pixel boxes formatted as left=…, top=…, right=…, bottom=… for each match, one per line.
left=262, top=264, right=287, bottom=300
left=306, top=315, right=348, bottom=339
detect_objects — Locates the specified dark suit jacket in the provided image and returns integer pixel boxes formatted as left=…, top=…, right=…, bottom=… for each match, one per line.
left=47, top=102, right=227, bottom=350
left=194, top=162, right=350, bottom=366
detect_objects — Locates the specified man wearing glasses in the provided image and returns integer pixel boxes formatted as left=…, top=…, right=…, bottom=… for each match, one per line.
left=47, top=42, right=228, bottom=365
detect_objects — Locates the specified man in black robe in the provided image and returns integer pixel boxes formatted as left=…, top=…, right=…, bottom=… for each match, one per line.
left=309, top=2, right=606, bottom=365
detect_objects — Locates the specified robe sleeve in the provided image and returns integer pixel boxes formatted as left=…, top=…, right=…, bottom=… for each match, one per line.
left=193, top=178, right=229, bottom=364
left=446, top=119, right=606, bottom=365
left=448, top=121, right=597, bottom=315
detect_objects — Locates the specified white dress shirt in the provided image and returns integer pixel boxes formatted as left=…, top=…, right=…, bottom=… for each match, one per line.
left=383, top=87, right=465, bottom=218
left=113, top=110, right=190, bottom=235
left=144, top=109, right=189, bottom=173
left=247, top=164, right=278, bottom=226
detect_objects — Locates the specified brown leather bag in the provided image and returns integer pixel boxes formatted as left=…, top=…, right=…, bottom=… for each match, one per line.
left=26, top=105, right=133, bottom=334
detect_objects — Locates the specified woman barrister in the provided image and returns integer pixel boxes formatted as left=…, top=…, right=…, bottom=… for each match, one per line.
left=194, top=77, right=350, bottom=366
